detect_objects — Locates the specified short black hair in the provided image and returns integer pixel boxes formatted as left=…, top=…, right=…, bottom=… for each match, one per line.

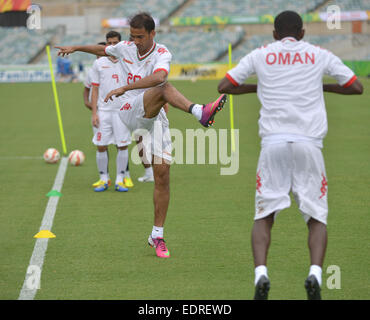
left=274, top=11, right=303, bottom=39
left=105, top=31, right=121, bottom=41
left=98, top=41, right=106, bottom=46
left=129, top=12, right=155, bottom=33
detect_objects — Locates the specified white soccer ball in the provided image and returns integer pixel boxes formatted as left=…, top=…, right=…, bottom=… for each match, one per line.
left=68, top=150, right=85, bottom=166
left=43, top=148, right=60, bottom=164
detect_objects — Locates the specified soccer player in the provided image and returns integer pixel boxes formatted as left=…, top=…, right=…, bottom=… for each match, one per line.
left=88, top=31, right=134, bottom=192
left=218, top=10, right=363, bottom=300
left=55, top=12, right=227, bottom=258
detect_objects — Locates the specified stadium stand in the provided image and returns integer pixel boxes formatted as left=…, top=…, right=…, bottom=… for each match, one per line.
left=155, top=29, right=245, bottom=63
left=113, top=0, right=187, bottom=21
left=35, top=29, right=244, bottom=65
left=179, top=0, right=327, bottom=17
left=0, top=27, right=57, bottom=64
left=38, top=33, right=105, bottom=65
left=320, top=0, right=370, bottom=11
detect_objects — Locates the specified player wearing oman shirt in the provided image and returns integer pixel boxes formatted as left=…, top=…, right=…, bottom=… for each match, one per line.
left=218, top=10, right=363, bottom=300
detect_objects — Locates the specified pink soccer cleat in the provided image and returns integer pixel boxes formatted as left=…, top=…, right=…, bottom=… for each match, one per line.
left=148, top=236, right=170, bottom=258
left=199, top=94, right=227, bottom=127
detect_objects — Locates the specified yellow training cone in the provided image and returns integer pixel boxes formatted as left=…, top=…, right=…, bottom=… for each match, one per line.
left=34, top=230, right=56, bottom=239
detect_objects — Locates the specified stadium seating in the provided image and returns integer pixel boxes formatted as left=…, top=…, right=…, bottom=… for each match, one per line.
left=155, top=29, right=245, bottom=63
left=0, top=27, right=56, bottom=65
left=179, top=0, right=327, bottom=17
left=37, top=29, right=244, bottom=65
left=320, top=0, right=370, bottom=11
left=38, top=33, right=106, bottom=66
left=113, top=0, right=187, bottom=21
left=220, top=35, right=272, bottom=63
left=1, top=0, right=369, bottom=67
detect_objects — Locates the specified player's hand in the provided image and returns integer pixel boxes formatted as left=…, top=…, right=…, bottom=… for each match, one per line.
left=92, top=113, right=99, bottom=128
left=104, top=87, right=126, bottom=102
left=55, top=46, right=75, bottom=57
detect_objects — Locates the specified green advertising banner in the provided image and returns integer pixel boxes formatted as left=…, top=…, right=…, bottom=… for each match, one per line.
left=170, top=11, right=369, bottom=26
left=170, top=13, right=322, bottom=26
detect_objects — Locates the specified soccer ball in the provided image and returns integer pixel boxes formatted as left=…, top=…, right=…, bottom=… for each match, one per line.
left=43, top=148, right=60, bottom=164
left=68, top=150, right=85, bottom=166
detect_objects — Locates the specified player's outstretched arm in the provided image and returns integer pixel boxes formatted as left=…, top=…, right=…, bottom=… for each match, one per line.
left=218, top=76, right=257, bottom=95
left=55, top=45, right=107, bottom=57
left=104, top=70, right=167, bottom=102
left=323, top=79, right=363, bottom=95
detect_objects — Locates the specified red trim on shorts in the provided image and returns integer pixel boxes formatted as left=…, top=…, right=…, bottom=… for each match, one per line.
left=91, top=82, right=100, bottom=87
left=342, top=75, right=357, bottom=88
left=153, top=68, right=168, bottom=75
left=226, top=73, right=239, bottom=87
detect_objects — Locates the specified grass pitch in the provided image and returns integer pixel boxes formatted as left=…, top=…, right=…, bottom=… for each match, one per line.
left=0, top=79, right=369, bottom=300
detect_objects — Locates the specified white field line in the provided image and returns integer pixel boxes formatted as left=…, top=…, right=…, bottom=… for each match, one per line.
left=18, top=157, right=68, bottom=300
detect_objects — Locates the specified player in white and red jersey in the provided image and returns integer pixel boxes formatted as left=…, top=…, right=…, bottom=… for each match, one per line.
left=83, top=41, right=118, bottom=188
left=55, top=12, right=227, bottom=259
left=89, top=31, right=135, bottom=192
left=83, top=41, right=119, bottom=189
left=218, top=10, right=363, bottom=300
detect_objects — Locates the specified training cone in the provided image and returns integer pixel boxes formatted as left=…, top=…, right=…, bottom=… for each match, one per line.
left=46, top=190, right=62, bottom=197
left=34, top=230, right=56, bottom=239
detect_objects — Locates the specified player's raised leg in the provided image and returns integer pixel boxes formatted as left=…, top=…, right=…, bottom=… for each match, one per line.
left=142, top=82, right=227, bottom=127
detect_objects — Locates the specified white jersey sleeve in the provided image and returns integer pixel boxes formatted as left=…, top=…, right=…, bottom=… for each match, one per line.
left=226, top=49, right=257, bottom=86
left=89, top=59, right=100, bottom=87
left=323, top=50, right=356, bottom=87
left=153, top=46, right=172, bottom=75
left=104, top=41, right=130, bottom=59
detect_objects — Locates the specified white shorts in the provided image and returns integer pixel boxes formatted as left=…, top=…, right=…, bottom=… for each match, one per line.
left=255, top=142, right=328, bottom=225
left=118, top=93, right=172, bottom=163
left=92, top=110, right=131, bottom=147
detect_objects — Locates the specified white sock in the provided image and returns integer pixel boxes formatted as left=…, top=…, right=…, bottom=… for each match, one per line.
left=309, top=265, right=322, bottom=286
left=96, top=151, right=109, bottom=181
left=151, top=226, right=164, bottom=239
left=190, top=104, right=203, bottom=121
left=116, top=149, right=128, bottom=184
left=145, top=166, right=153, bottom=177
left=254, top=265, right=268, bottom=286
